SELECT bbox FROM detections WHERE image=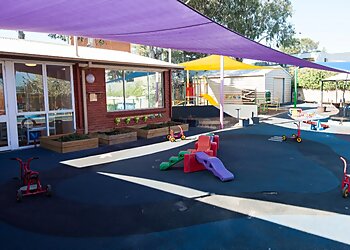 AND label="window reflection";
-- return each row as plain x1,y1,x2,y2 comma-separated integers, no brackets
105,70,164,111
48,112,74,135
17,115,47,146
47,65,72,110
15,63,44,112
